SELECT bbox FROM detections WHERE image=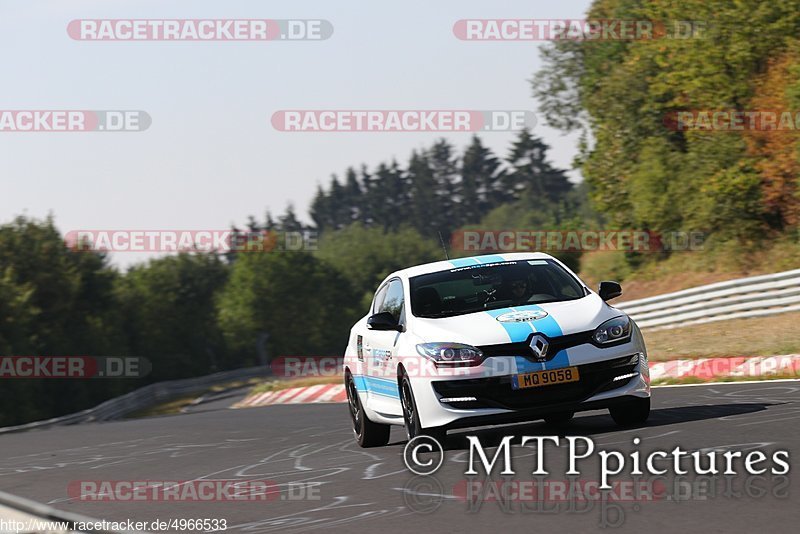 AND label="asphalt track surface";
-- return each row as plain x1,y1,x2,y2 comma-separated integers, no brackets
1,381,799,533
